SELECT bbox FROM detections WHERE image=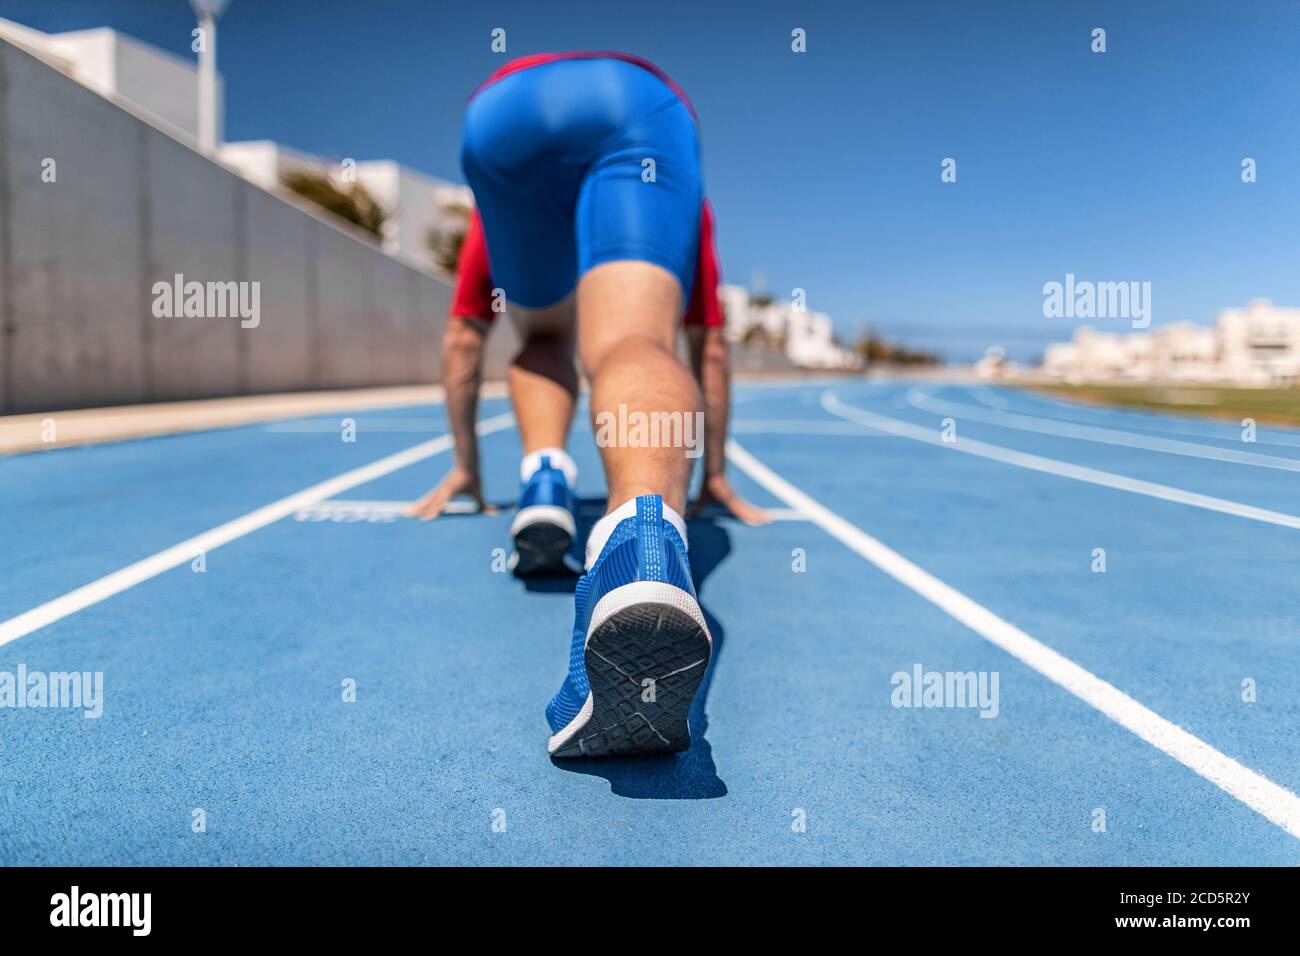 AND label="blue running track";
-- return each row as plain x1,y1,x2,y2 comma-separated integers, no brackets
2,380,1298,865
